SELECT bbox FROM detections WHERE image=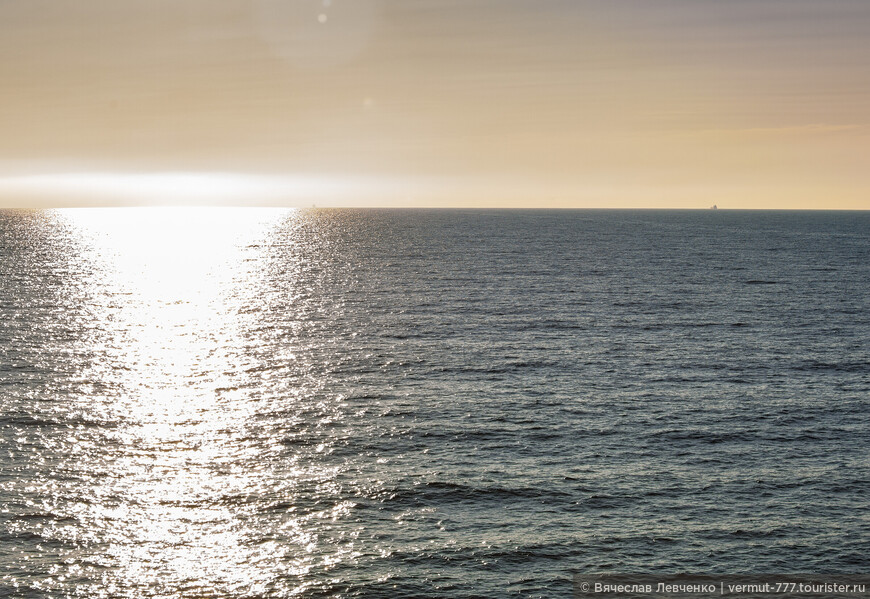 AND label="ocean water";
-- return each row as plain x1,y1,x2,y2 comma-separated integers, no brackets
0,208,868,598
